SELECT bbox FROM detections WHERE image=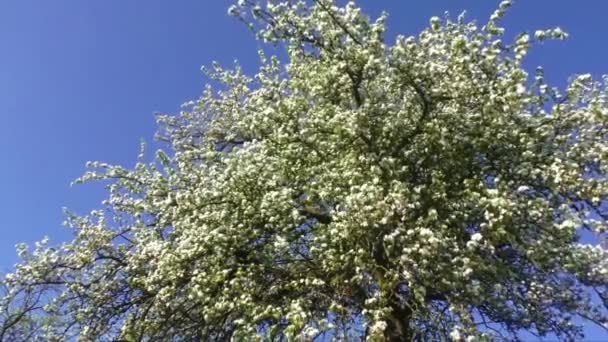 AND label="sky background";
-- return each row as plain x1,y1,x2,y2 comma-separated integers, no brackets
1,0,607,339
